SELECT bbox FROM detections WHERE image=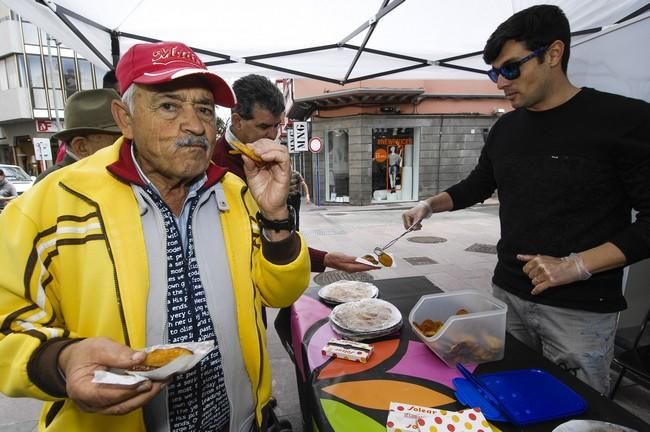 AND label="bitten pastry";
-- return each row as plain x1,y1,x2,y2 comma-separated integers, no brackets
129,347,193,371
361,254,379,265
